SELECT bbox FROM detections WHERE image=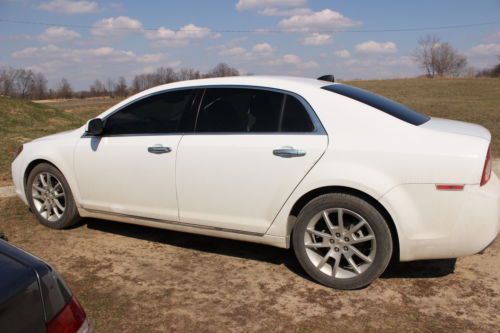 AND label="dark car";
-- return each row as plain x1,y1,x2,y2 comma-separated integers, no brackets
0,236,92,333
